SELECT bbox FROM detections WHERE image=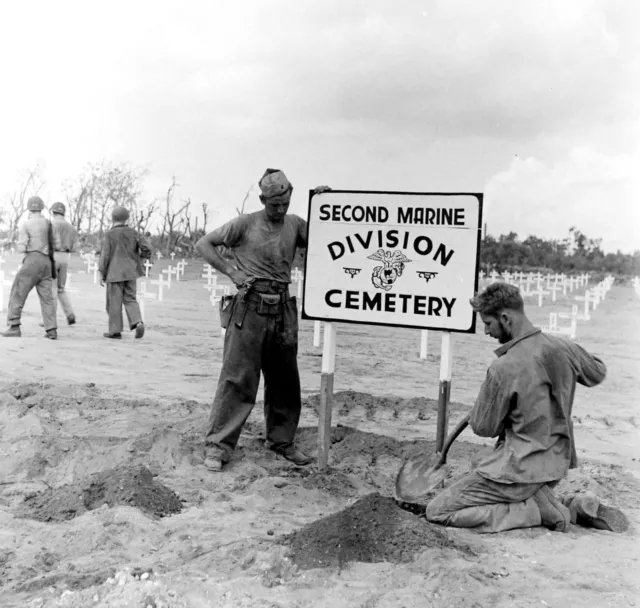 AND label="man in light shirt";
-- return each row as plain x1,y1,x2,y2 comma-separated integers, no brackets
50,202,77,326
1,196,59,339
